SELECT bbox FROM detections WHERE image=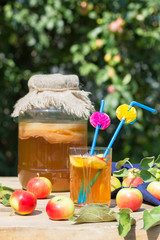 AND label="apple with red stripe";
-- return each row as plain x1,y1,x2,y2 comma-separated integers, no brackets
27,175,52,199
122,168,143,187
46,195,75,220
10,190,37,215
116,188,143,211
